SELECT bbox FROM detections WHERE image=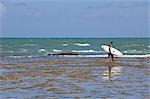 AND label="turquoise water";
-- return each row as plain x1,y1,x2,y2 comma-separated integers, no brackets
0,38,150,57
